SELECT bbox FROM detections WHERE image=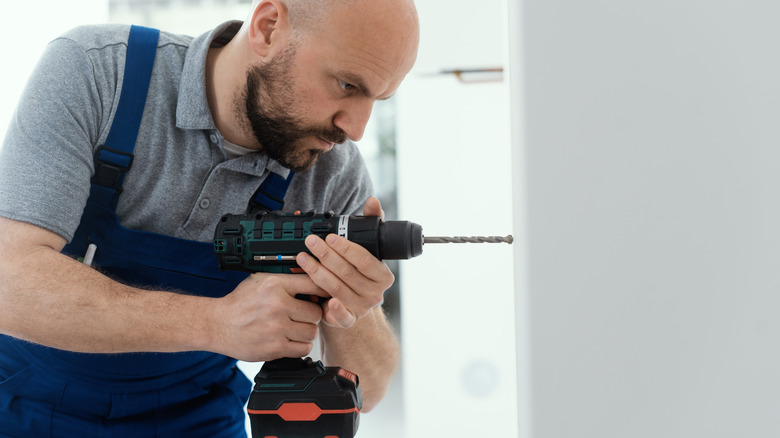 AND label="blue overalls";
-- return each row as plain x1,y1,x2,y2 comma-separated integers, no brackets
0,25,293,437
